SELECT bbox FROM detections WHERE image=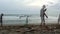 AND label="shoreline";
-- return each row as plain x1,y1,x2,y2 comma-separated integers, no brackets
2,22,59,26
